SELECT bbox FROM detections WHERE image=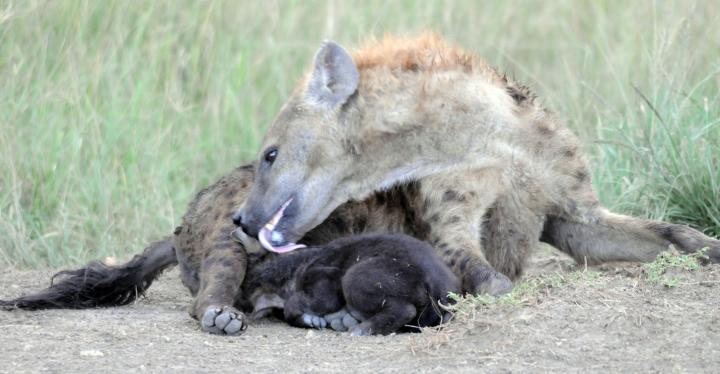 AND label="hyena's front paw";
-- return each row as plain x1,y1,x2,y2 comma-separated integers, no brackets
201,306,247,335
466,265,513,296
